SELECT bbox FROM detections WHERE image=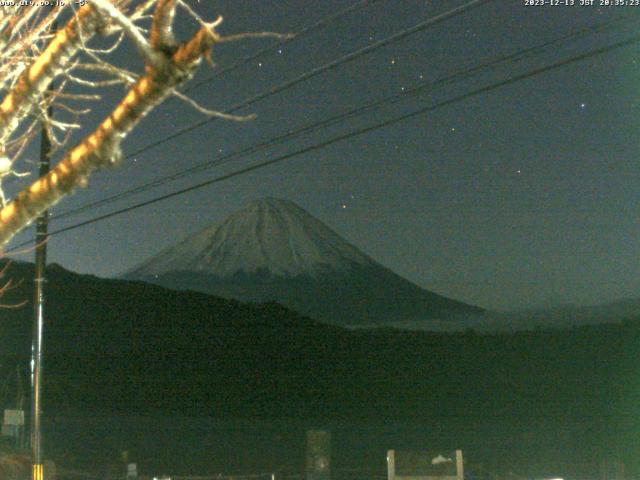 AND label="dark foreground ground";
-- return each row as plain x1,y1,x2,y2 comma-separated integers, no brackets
19,411,631,479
